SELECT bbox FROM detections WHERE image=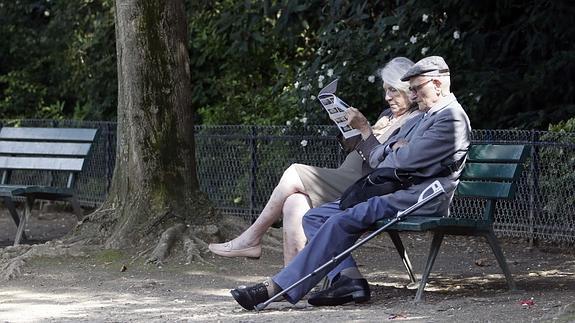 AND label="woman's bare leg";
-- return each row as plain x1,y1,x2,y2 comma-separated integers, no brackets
209,164,308,257
281,193,311,265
